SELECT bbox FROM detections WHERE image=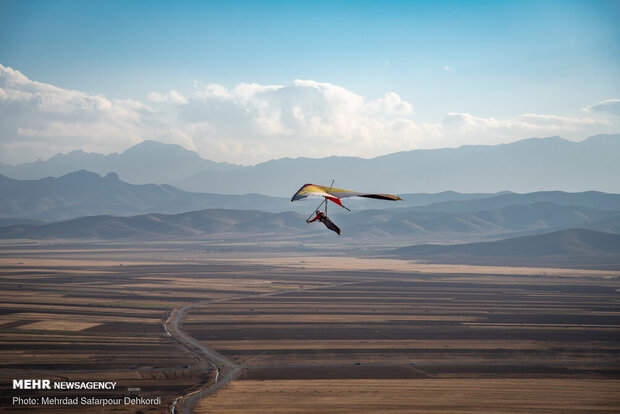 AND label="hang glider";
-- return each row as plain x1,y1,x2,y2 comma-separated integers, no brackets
291,183,402,211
